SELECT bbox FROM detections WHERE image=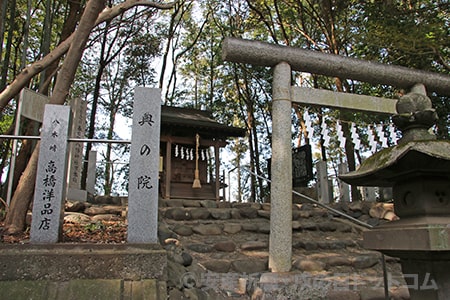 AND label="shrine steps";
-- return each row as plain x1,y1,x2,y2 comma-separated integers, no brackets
158,199,410,299
168,182,218,200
